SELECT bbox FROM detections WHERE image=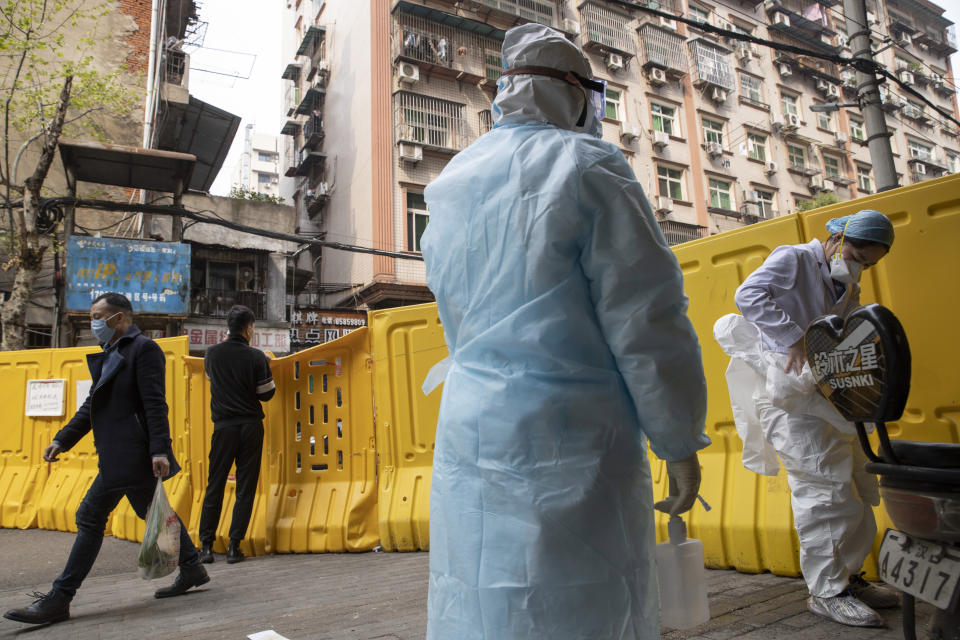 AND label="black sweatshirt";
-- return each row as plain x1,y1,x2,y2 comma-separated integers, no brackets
205,334,276,429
